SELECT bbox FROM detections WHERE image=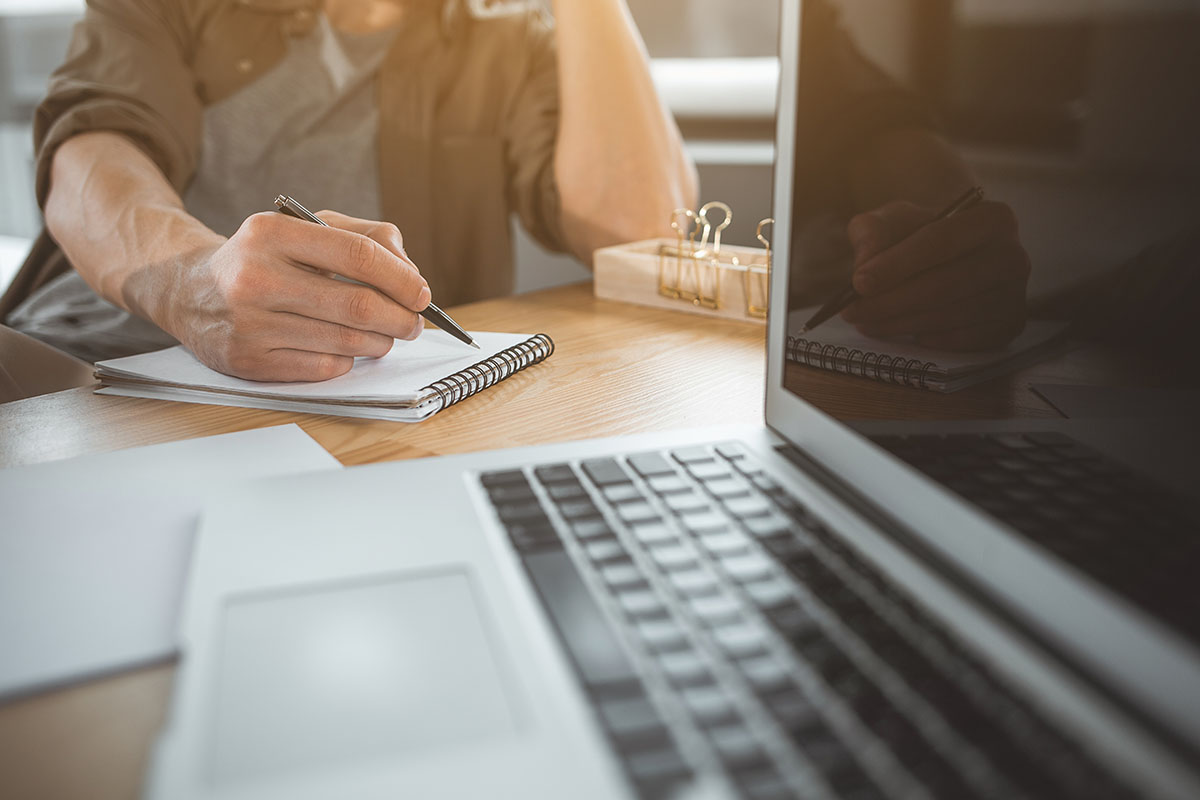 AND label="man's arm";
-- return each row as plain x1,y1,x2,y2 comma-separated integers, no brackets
549,0,698,264
45,132,429,380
